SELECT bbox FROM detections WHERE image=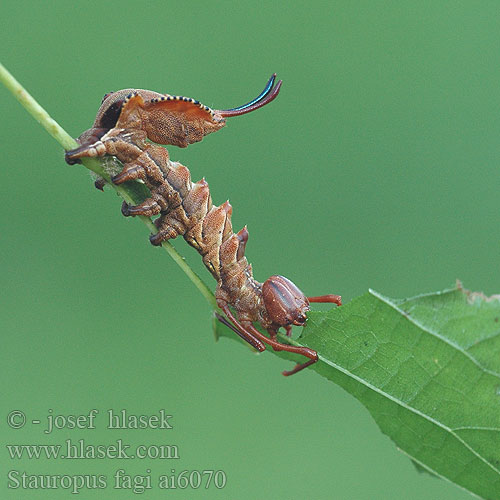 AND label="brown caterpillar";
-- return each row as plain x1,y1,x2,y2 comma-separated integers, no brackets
65,75,341,375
